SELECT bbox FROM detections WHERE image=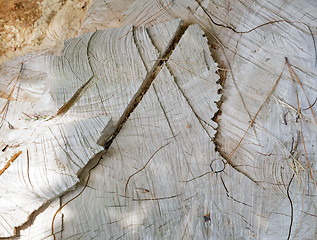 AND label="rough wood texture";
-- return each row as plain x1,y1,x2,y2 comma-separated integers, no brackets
0,0,316,239
59,21,223,239
18,199,62,240
0,110,110,236
123,1,317,239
